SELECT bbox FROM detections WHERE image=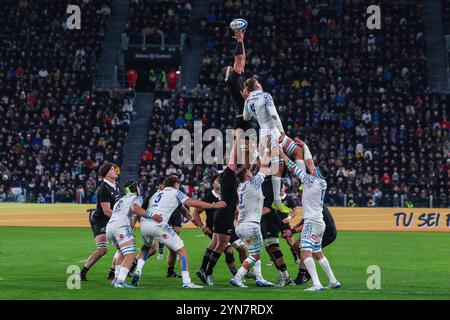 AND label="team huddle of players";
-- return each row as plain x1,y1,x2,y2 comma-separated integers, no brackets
77,29,340,291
